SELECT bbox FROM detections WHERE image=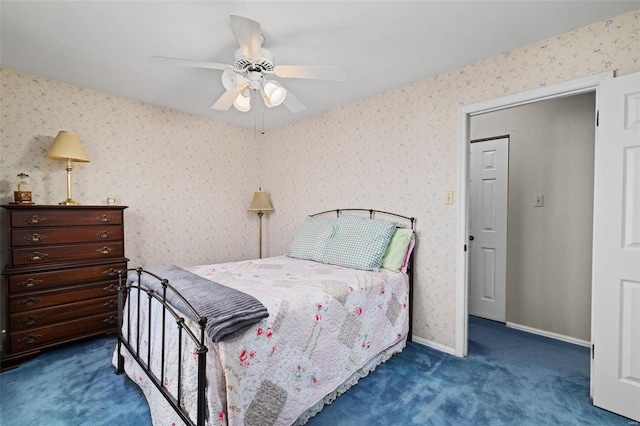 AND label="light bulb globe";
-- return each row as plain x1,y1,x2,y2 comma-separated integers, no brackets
233,92,251,112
